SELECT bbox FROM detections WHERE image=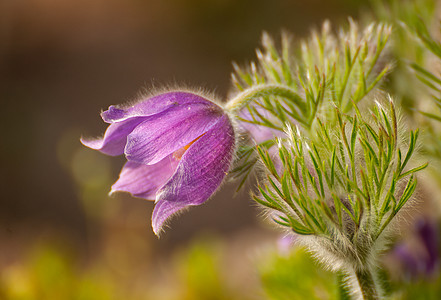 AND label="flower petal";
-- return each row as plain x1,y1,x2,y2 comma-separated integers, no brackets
110,155,179,199
152,114,235,235
151,200,190,234
101,92,218,123
124,102,223,165
81,117,145,156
